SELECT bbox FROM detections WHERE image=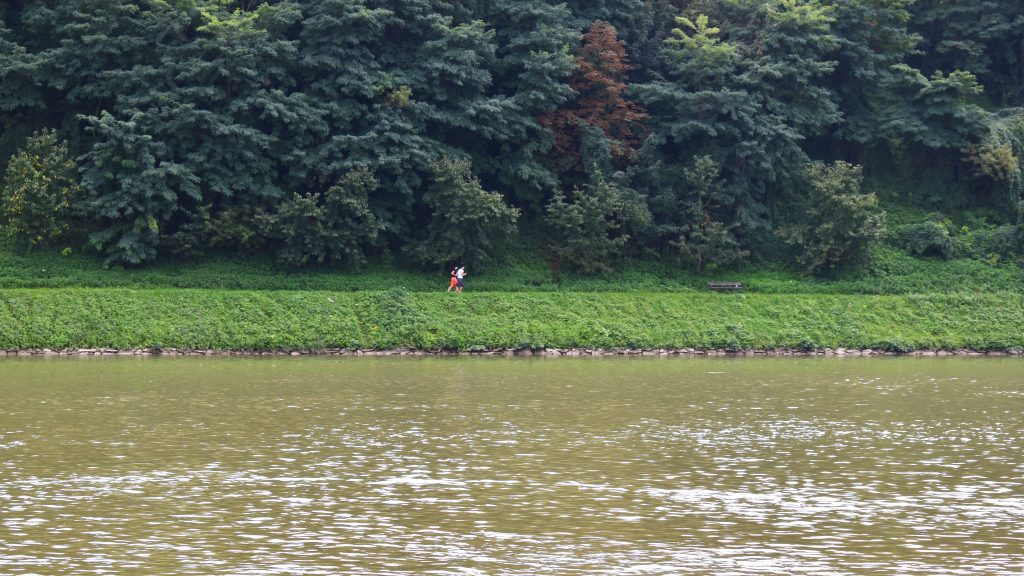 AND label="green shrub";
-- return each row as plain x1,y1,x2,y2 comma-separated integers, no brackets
778,161,886,276
405,157,519,270
262,168,384,269
545,173,643,275
954,224,1020,260
0,129,79,253
892,219,954,258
